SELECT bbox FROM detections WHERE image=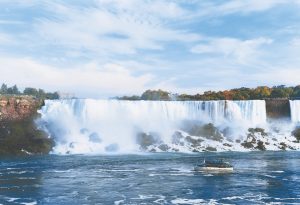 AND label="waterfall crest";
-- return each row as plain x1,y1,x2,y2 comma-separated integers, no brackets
290,100,300,123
